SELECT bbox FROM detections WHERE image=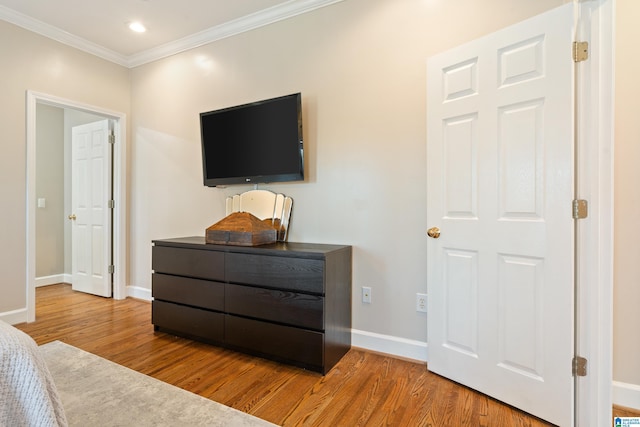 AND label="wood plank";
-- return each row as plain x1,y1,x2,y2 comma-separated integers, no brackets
16,284,559,426
614,405,640,418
